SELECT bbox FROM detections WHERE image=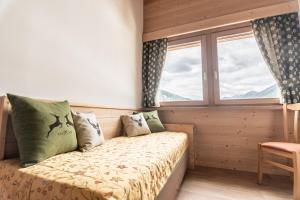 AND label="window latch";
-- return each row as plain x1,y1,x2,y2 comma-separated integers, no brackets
203,72,207,81
214,70,218,80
